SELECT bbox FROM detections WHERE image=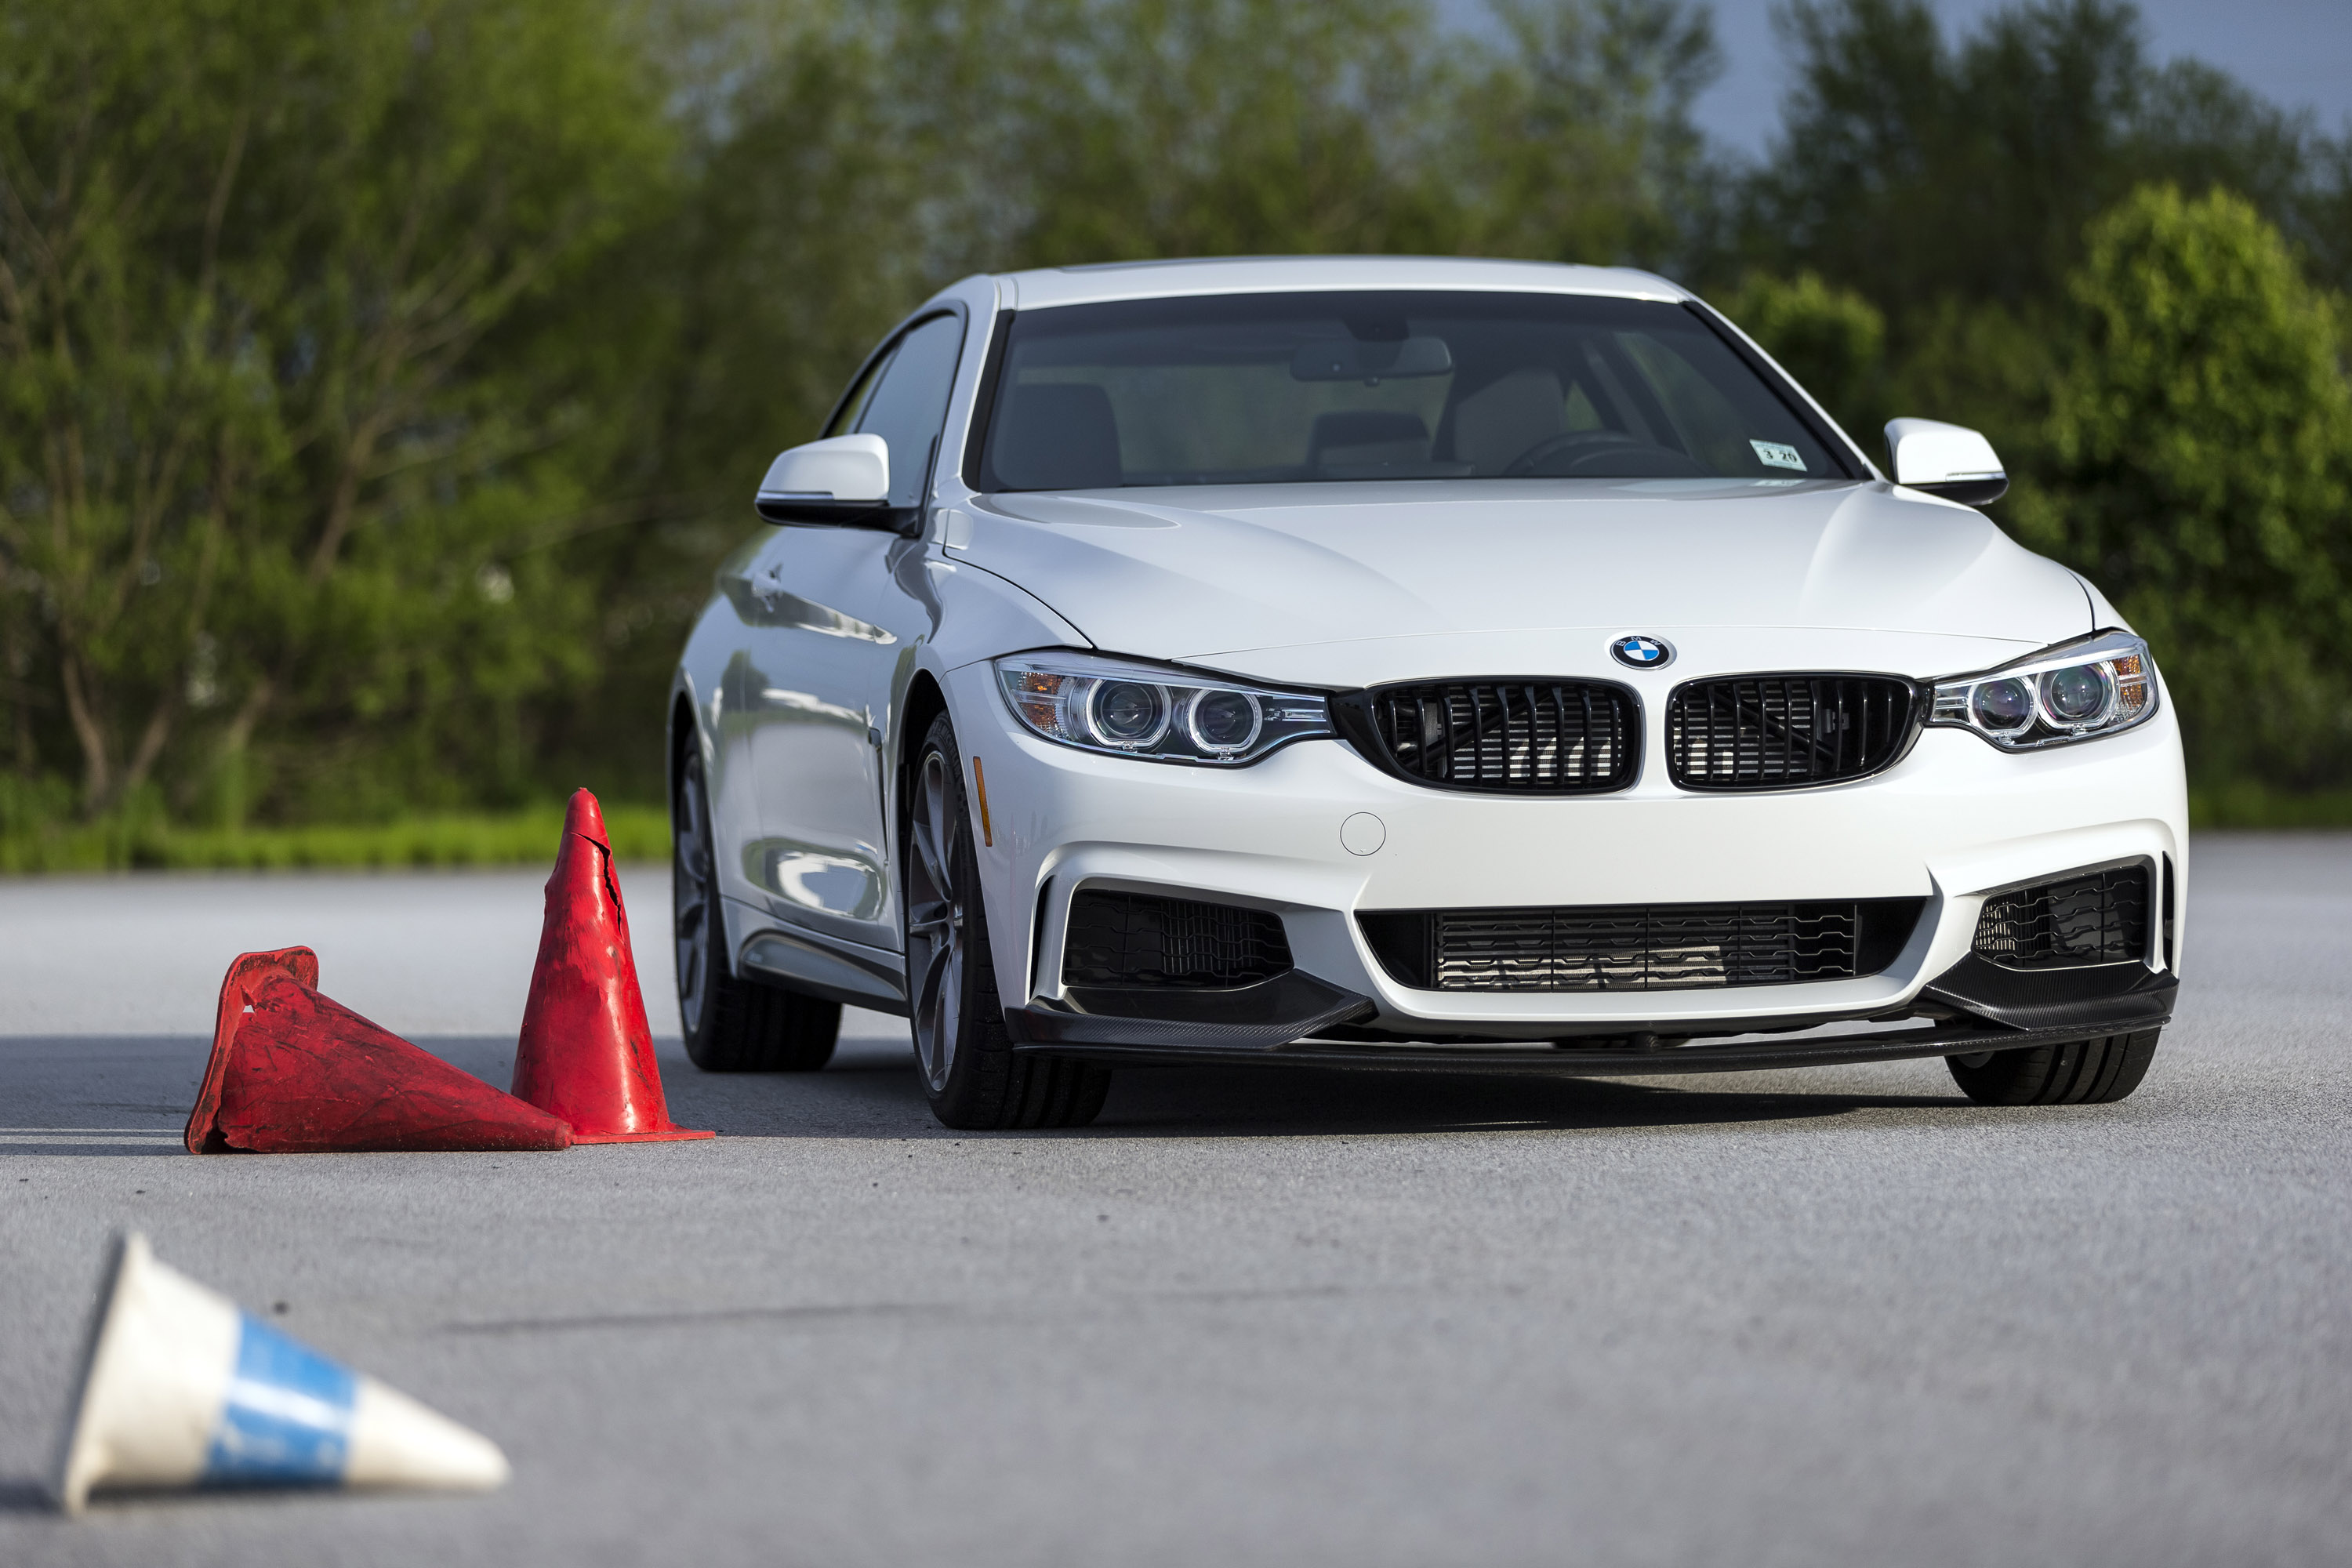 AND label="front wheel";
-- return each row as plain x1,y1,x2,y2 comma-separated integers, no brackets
905,713,1109,1130
673,749,840,1071
1946,1029,2161,1105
